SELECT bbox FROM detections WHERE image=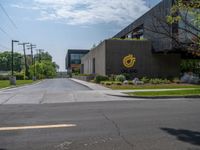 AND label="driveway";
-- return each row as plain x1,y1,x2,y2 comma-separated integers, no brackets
0,79,131,104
